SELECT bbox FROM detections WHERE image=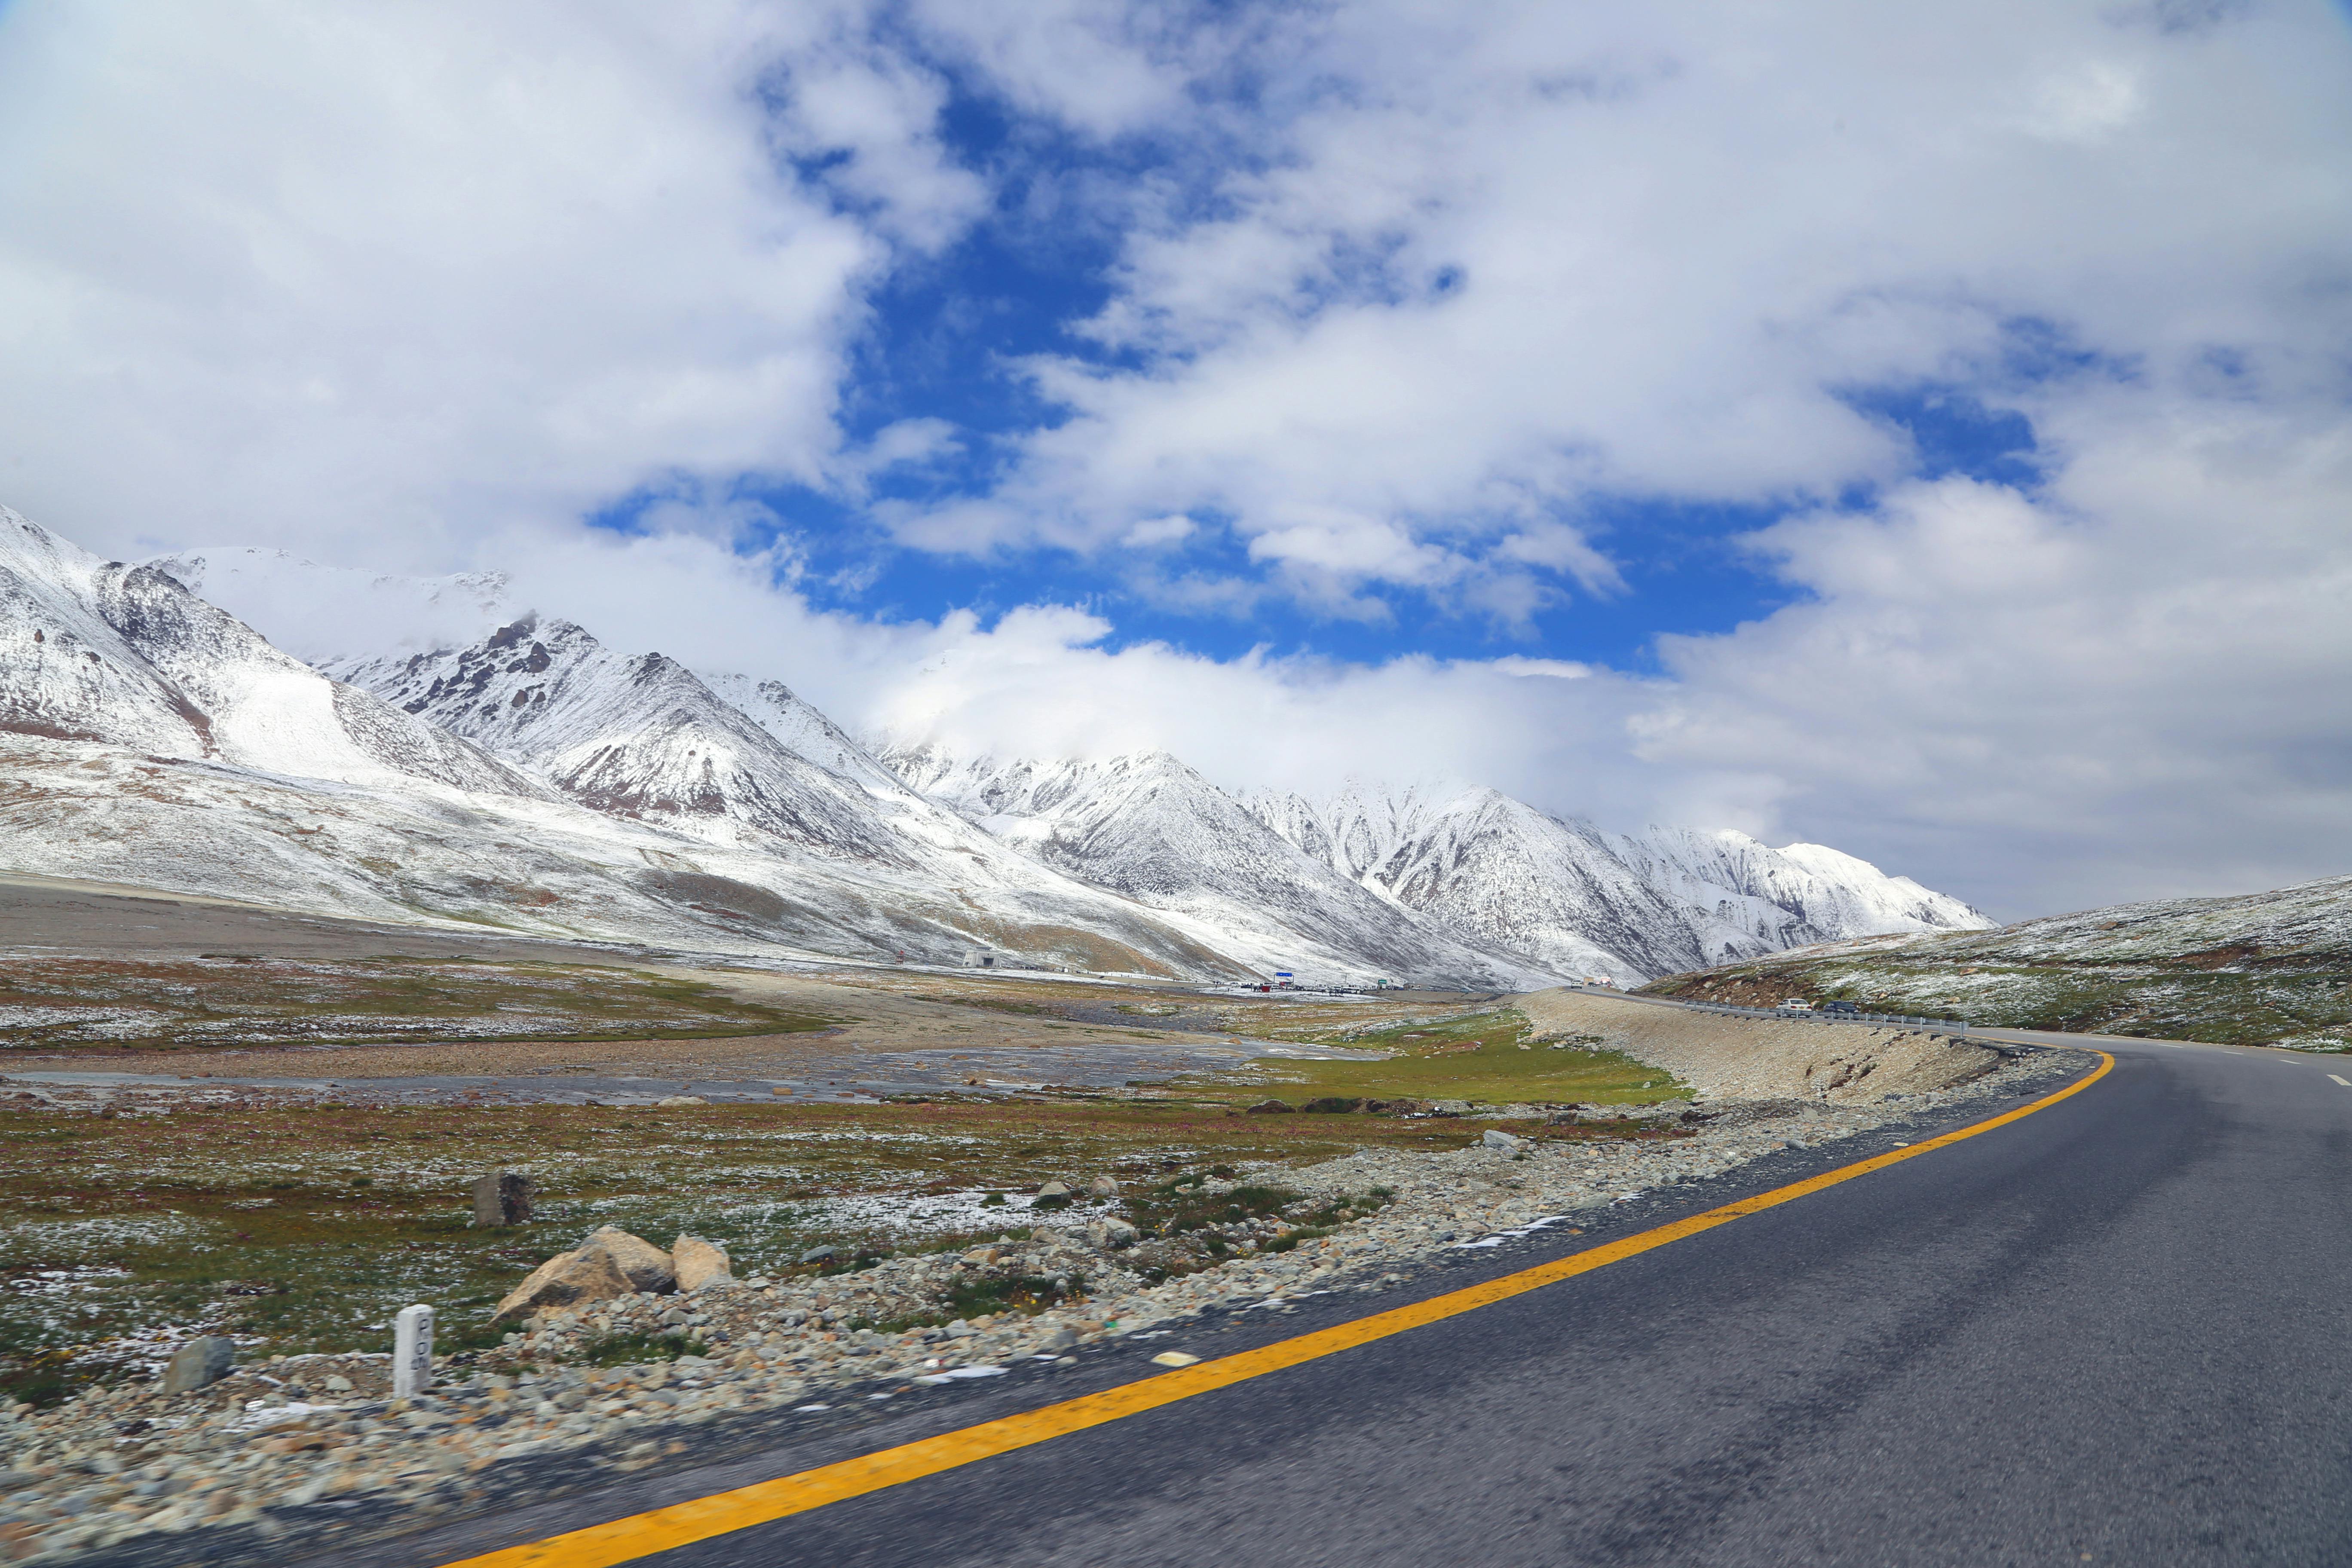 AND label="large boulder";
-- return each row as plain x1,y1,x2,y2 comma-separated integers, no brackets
583,1226,676,1292
491,1243,632,1325
671,1234,732,1292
